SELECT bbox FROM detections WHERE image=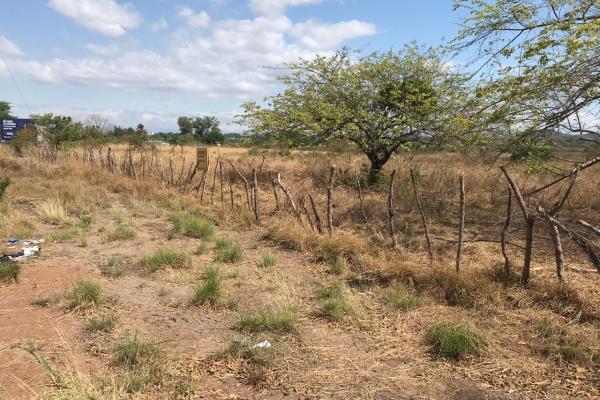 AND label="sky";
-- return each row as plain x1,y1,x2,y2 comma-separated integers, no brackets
0,0,467,133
